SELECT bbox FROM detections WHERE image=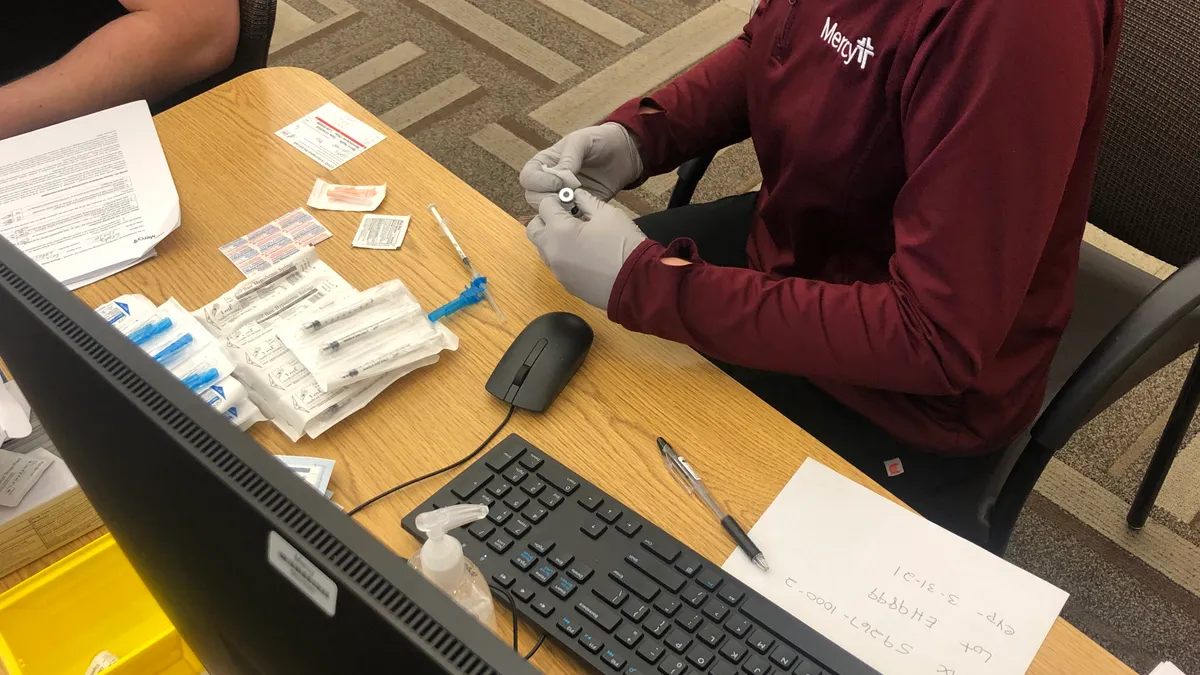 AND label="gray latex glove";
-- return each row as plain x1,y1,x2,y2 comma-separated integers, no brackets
527,189,648,309
520,123,643,209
